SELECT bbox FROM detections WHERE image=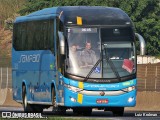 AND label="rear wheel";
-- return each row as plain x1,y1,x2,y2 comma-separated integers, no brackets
22,86,43,113
22,86,33,112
